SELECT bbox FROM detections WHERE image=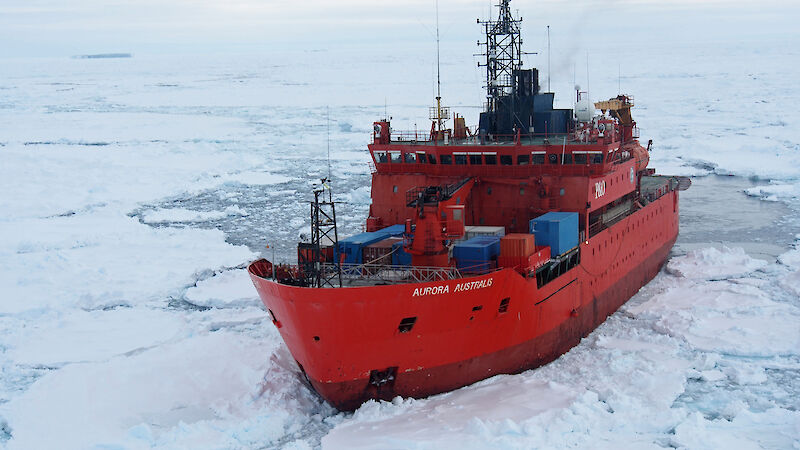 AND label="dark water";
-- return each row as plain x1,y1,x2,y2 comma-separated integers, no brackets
134,172,796,266
674,175,796,261
131,169,372,264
